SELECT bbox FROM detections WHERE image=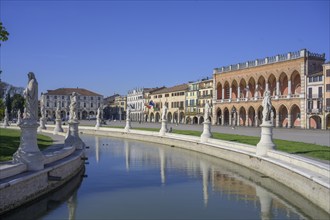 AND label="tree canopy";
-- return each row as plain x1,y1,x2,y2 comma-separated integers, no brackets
0,22,9,44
